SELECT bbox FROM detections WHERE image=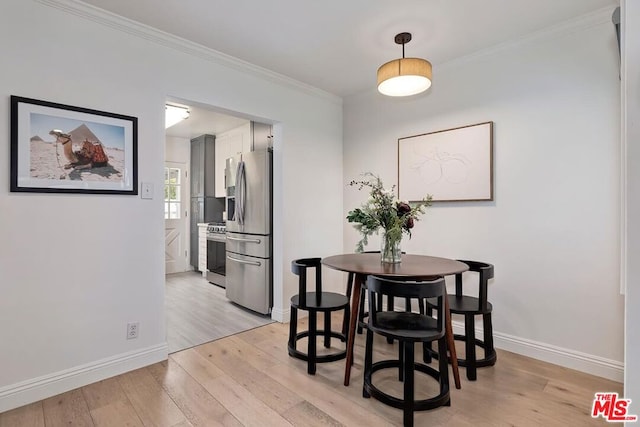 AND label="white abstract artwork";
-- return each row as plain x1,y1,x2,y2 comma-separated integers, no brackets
398,122,493,202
